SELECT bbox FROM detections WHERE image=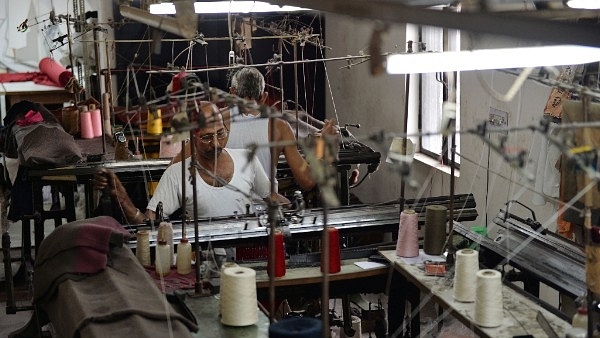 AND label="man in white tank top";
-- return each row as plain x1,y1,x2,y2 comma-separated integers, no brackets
172,67,340,192
94,103,289,224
